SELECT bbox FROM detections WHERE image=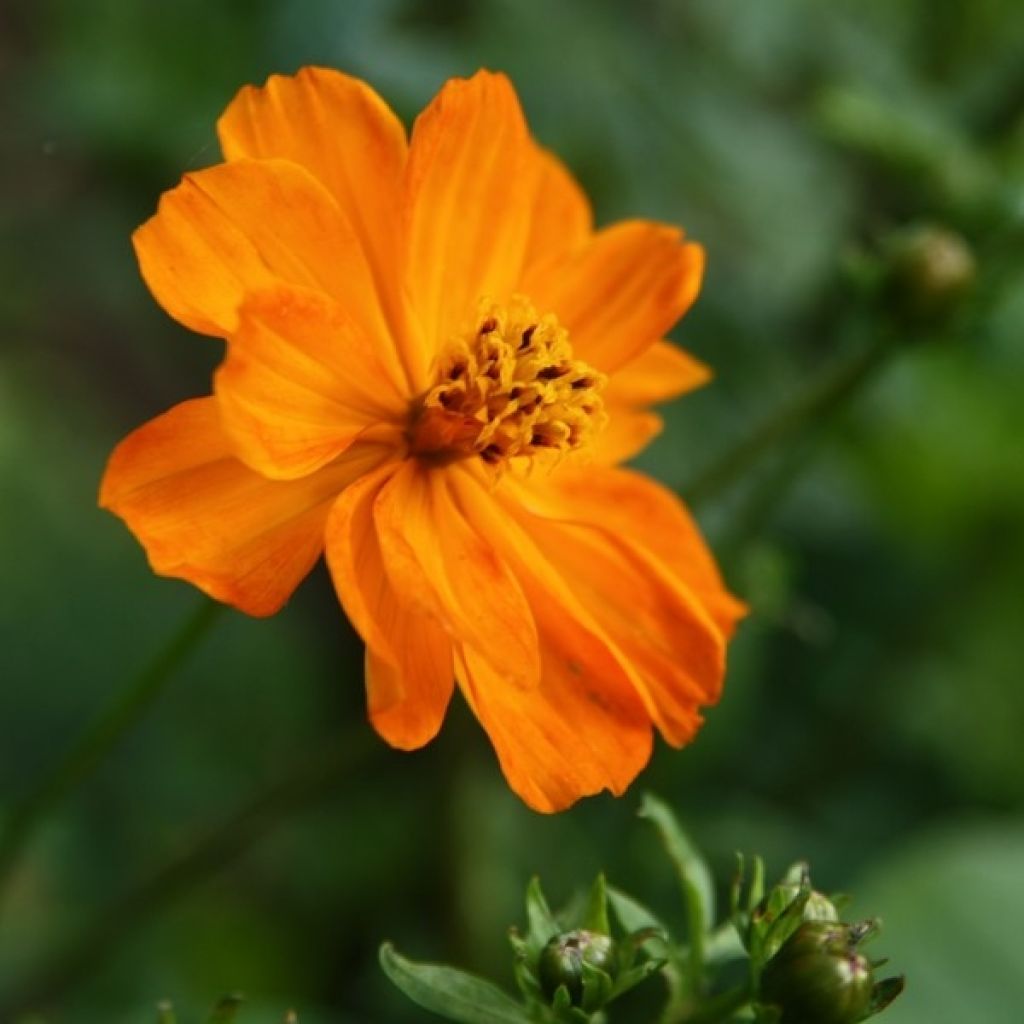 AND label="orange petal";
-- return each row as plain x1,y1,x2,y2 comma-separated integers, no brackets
214,284,406,480
403,71,535,381
595,342,711,464
216,68,410,370
528,221,705,373
133,158,396,366
99,397,392,616
365,623,453,751
517,464,746,638
504,469,732,746
324,465,454,749
456,642,652,813
372,462,541,690
594,409,664,465
605,339,711,407
521,146,593,279
450,469,652,811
